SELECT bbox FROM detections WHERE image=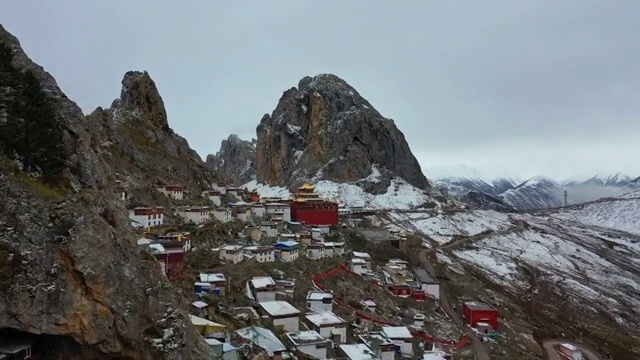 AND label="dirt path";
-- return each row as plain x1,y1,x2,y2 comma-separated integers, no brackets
542,339,602,360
